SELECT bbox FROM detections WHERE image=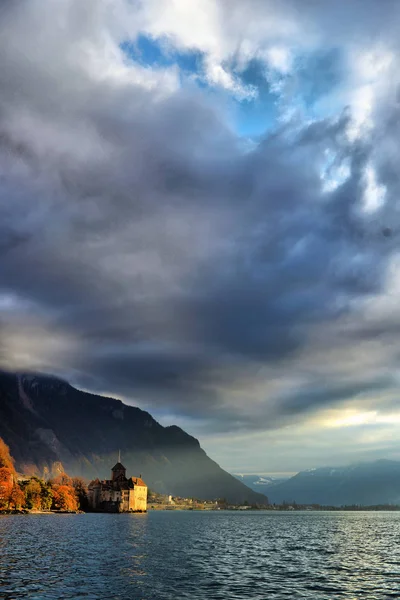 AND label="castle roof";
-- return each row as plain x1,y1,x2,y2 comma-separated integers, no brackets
88,478,101,488
131,477,146,487
111,462,126,471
